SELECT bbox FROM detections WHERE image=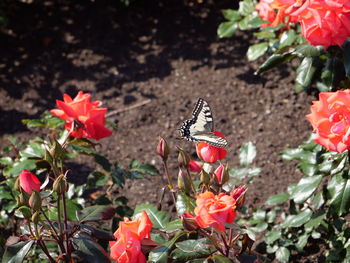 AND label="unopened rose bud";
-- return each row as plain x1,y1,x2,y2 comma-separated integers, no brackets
213,164,229,185
18,206,32,220
18,191,30,206
231,185,247,209
177,169,191,193
199,169,210,185
29,191,42,211
181,213,199,231
177,148,191,168
189,160,202,173
156,137,170,161
31,211,40,224
53,174,67,194
14,177,21,191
